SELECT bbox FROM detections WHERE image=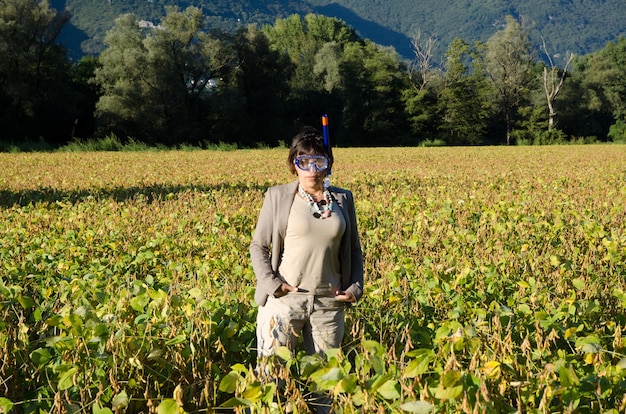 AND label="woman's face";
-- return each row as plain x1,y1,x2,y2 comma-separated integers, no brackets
294,154,328,192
